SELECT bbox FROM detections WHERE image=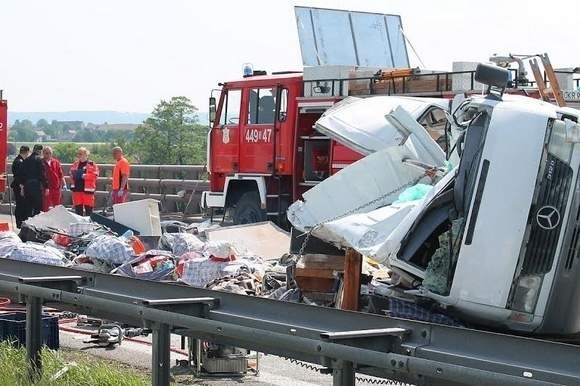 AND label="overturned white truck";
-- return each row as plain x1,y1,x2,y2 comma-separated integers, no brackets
288,64,580,336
